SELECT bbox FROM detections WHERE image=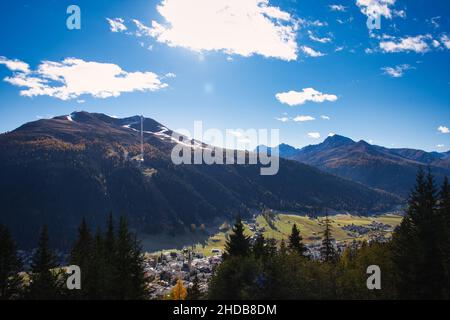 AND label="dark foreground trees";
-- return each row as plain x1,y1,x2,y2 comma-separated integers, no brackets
68,214,149,300
0,224,22,299
392,168,450,299
0,214,148,300
209,169,450,300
